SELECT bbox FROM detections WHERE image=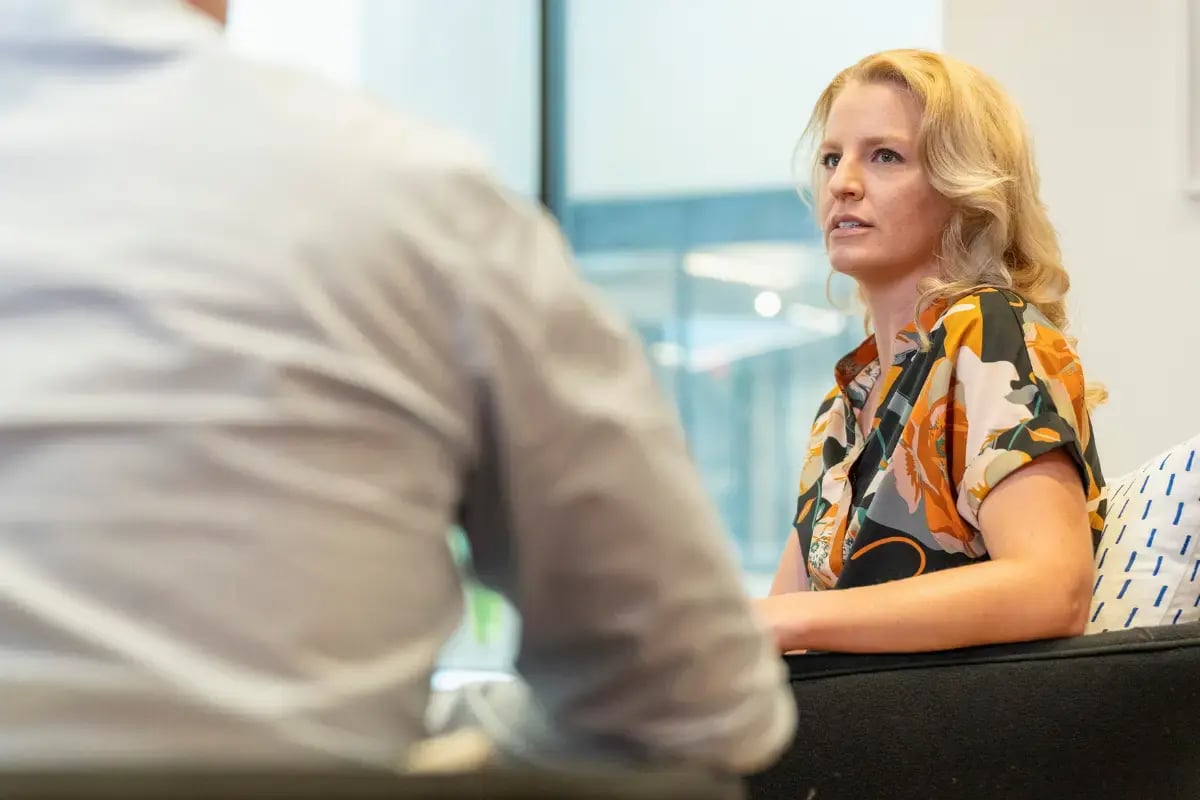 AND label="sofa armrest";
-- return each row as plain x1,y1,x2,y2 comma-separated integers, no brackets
749,623,1200,800
786,620,1200,681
